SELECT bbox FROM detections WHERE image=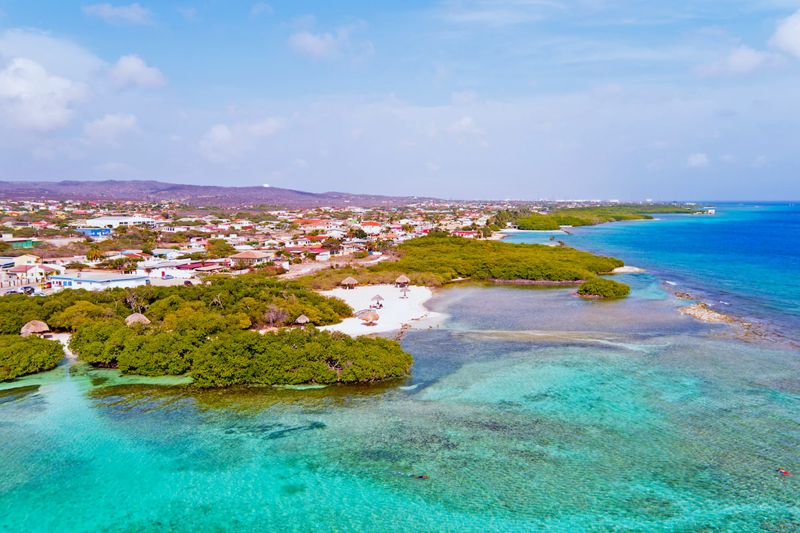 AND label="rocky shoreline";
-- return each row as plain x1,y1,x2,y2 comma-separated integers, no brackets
672,292,790,345
679,302,739,325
